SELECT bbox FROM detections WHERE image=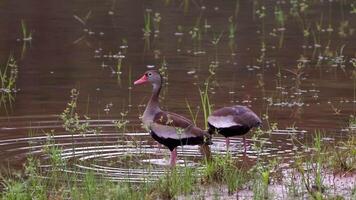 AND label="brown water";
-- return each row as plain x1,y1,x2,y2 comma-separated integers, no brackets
0,0,355,182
